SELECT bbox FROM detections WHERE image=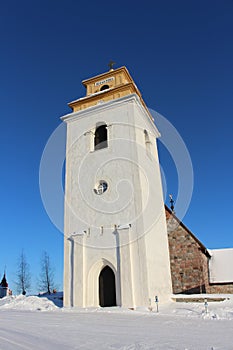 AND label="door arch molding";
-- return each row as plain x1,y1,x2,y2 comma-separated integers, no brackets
87,259,118,307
